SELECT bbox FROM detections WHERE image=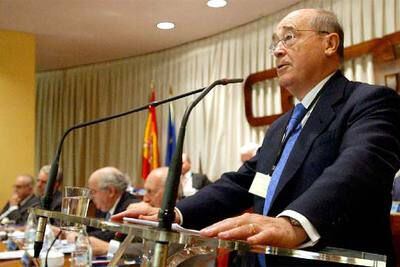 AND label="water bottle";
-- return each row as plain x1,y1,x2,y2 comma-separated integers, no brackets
24,212,37,250
21,213,37,266
71,226,92,267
